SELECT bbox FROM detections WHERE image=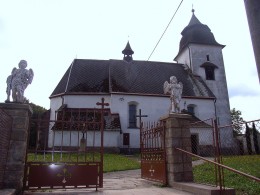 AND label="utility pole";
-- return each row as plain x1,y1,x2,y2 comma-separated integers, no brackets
244,0,260,83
